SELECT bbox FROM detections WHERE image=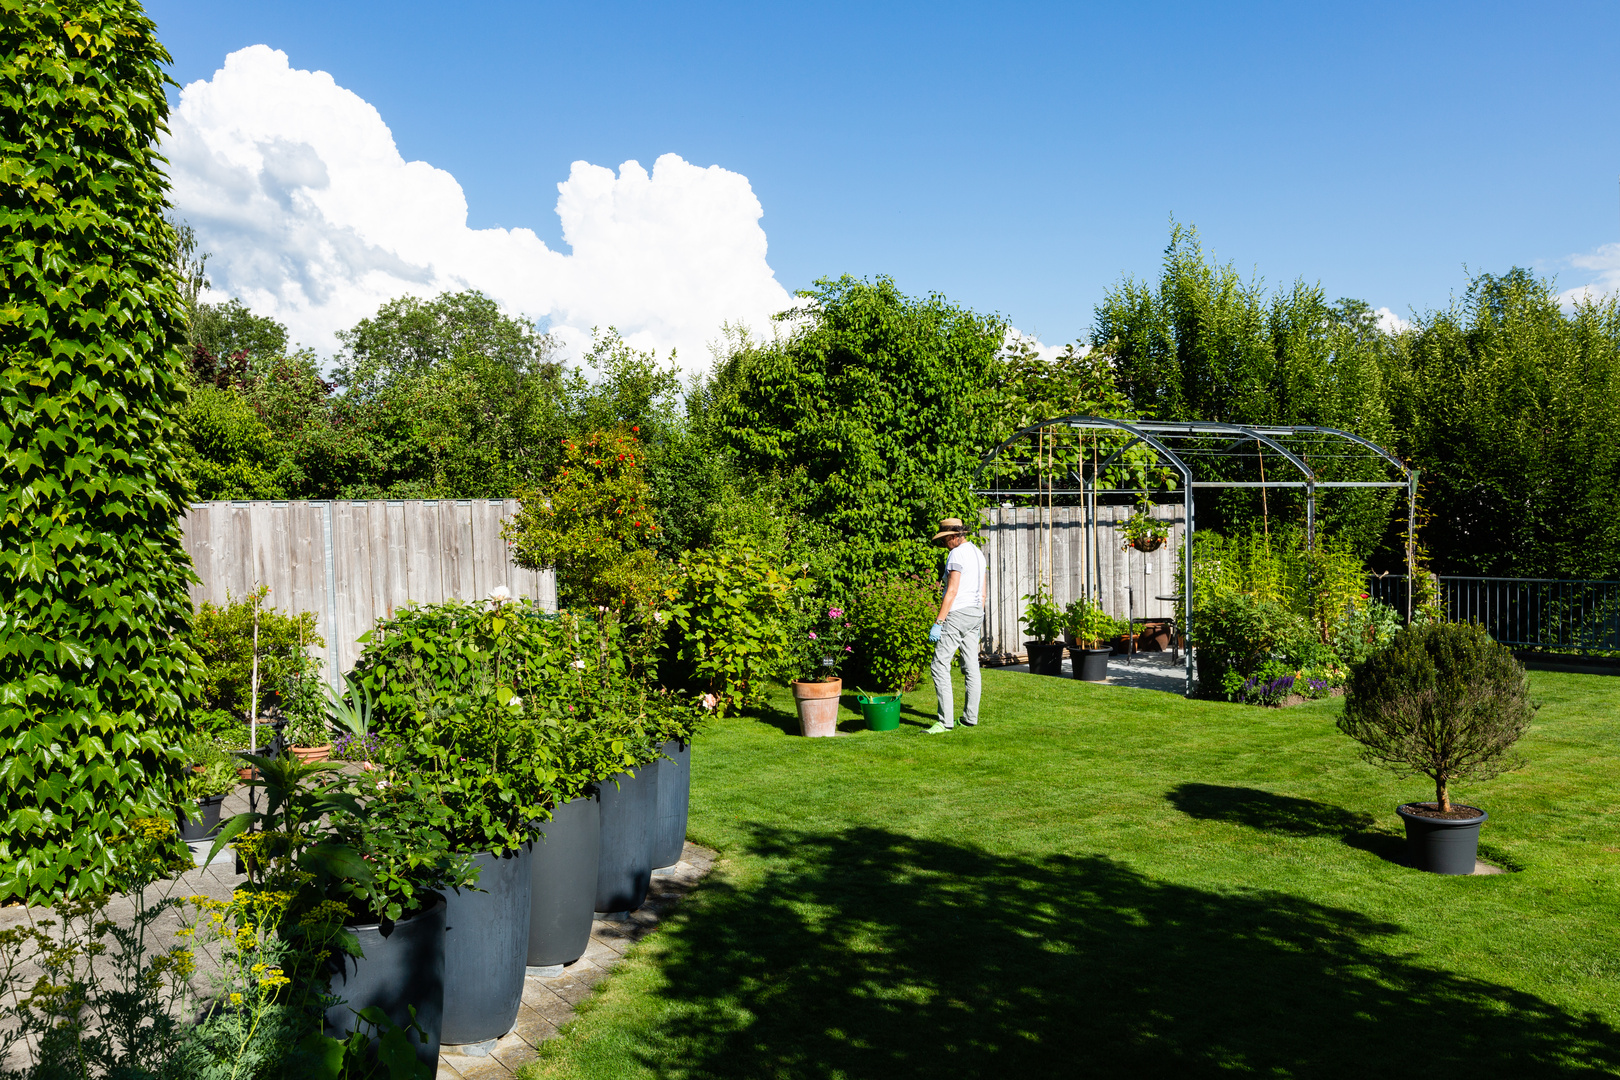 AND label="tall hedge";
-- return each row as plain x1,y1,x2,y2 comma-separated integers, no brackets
0,0,197,900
